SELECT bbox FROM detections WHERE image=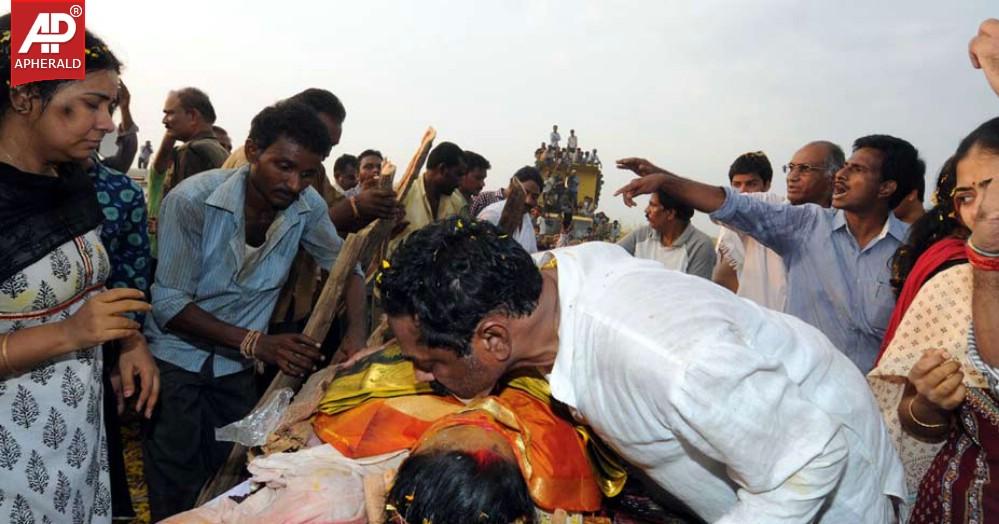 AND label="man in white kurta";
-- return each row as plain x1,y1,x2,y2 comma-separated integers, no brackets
542,243,904,522
714,191,789,310
382,217,905,523
477,198,538,253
